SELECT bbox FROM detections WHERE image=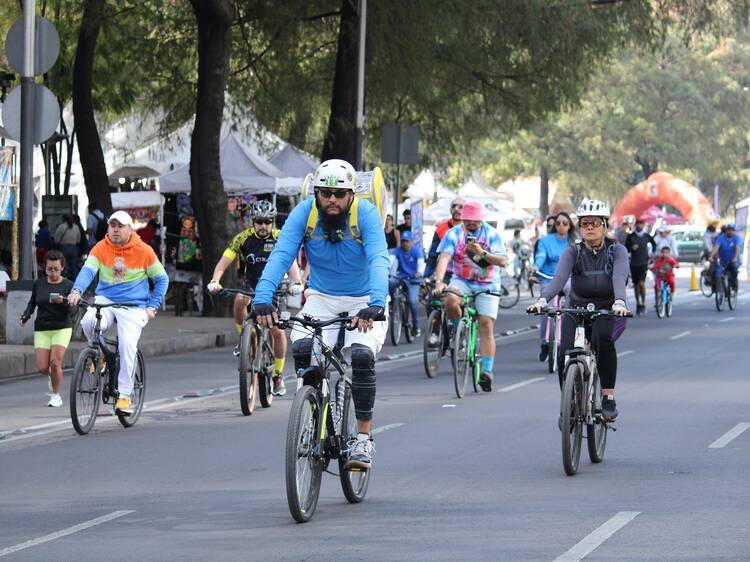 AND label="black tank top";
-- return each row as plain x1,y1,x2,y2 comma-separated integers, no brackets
385,228,397,249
